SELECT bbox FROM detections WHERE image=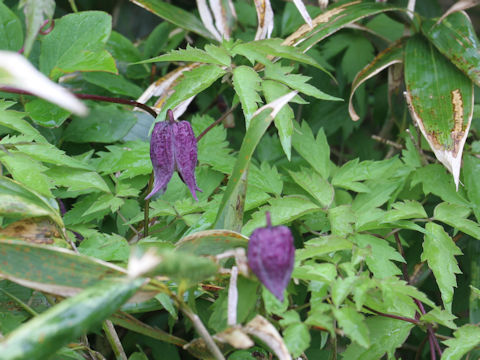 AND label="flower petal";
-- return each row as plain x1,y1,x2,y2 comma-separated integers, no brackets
145,121,175,200
173,120,201,200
